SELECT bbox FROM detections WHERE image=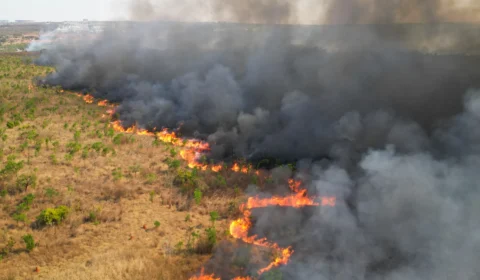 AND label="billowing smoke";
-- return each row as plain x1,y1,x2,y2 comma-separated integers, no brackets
33,0,480,279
